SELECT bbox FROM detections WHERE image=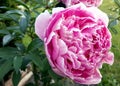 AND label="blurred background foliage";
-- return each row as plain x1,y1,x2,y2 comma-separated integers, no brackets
0,0,120,86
